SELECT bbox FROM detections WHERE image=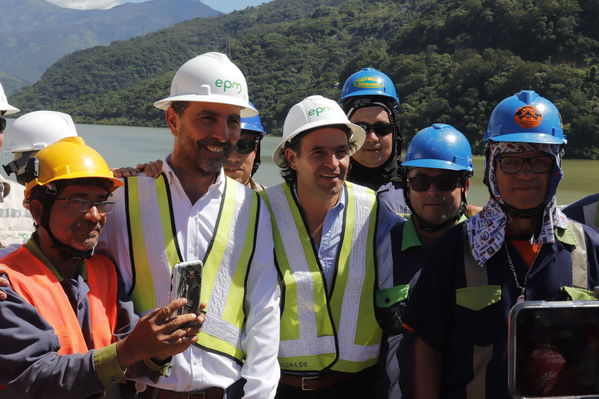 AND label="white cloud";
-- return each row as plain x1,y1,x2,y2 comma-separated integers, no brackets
46,0,123,10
